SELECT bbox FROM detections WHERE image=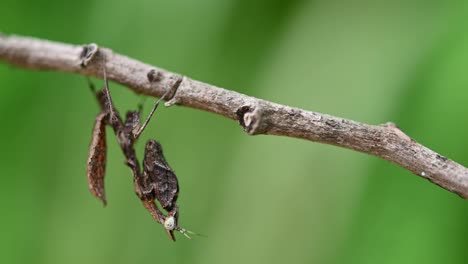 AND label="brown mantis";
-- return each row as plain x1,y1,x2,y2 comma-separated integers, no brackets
86,56,194,241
